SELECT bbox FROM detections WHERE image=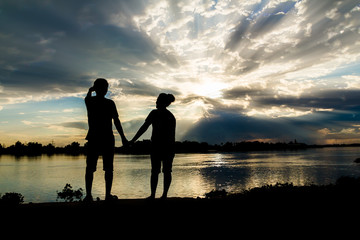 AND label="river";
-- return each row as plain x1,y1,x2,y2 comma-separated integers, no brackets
1,147,360,202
